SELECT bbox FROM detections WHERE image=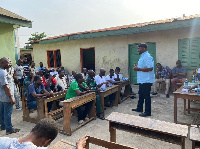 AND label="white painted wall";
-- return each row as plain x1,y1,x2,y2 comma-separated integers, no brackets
33,26,200,78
